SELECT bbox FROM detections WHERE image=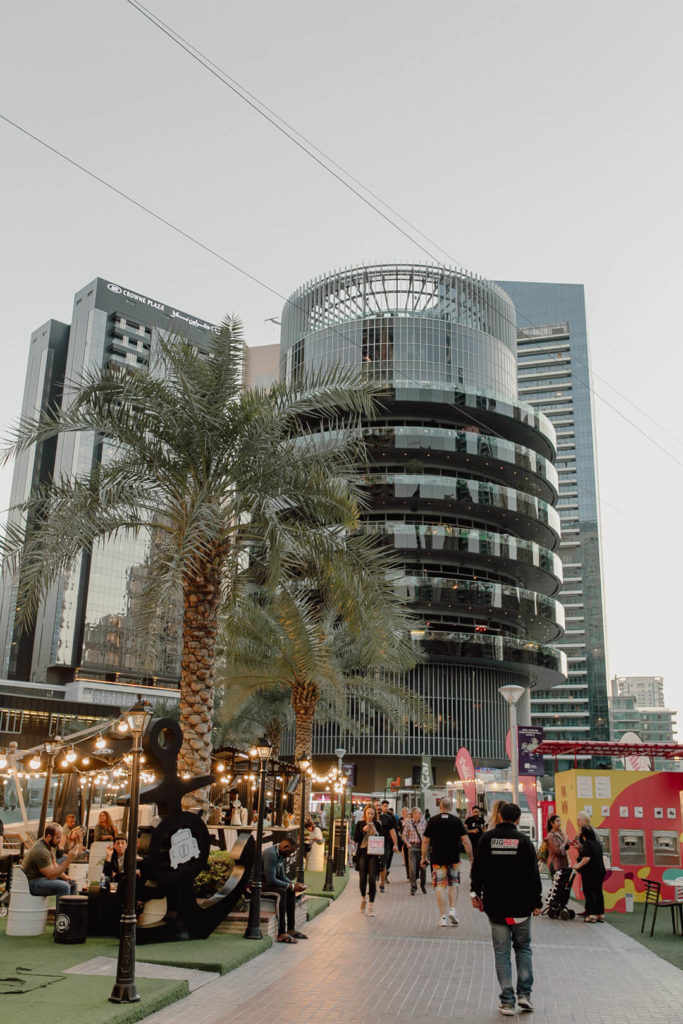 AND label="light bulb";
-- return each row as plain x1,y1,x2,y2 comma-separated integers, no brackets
82,757,90,766
61,759,69,768
65,748,77,763
95,734,106,749
29,755,41,770
217,762,225,773
117,720,129,733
